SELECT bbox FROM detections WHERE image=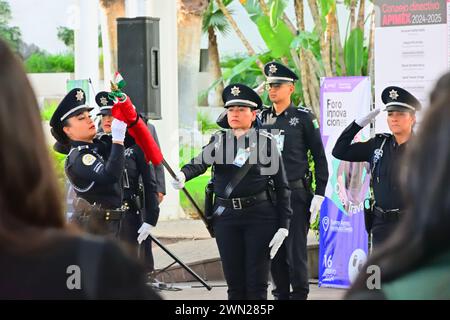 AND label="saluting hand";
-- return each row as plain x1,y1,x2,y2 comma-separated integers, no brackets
355,108,381,127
